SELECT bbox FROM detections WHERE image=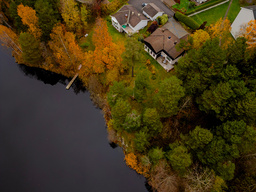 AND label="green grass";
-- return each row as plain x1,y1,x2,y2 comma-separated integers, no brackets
191,0,241,26
173,0,224,13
